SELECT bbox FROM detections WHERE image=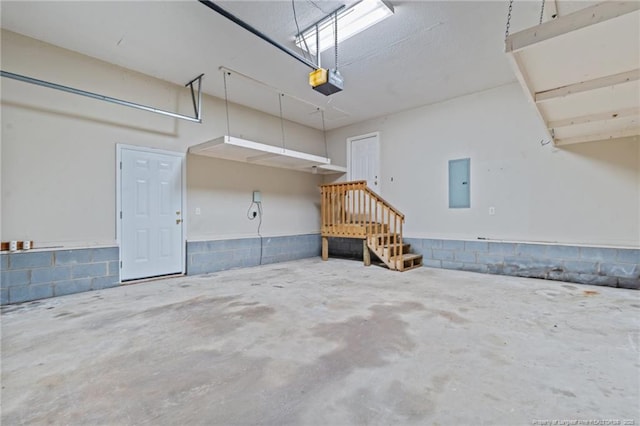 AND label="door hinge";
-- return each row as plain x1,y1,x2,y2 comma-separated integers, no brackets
120,211,122,219
120,161,122,170
120,261,122,268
